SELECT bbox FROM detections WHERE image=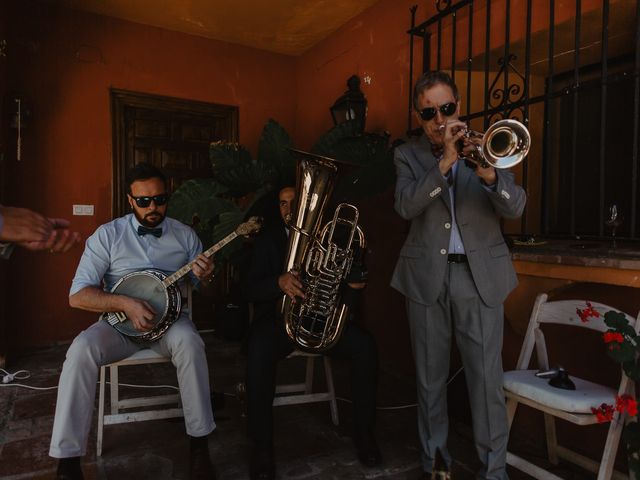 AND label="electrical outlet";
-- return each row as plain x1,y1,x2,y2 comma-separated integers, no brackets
73,205,94,216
